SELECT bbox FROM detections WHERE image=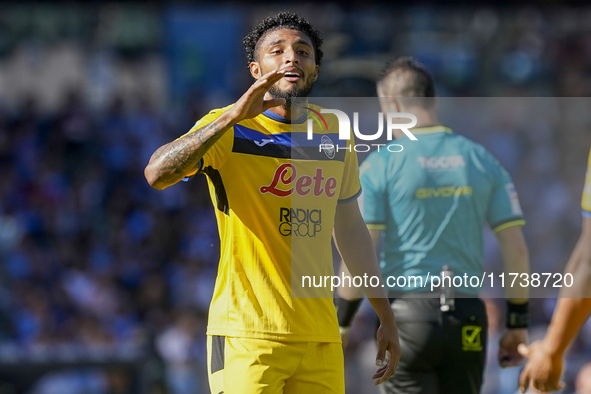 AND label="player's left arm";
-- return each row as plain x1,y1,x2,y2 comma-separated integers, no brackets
334,200,400,385
336,226,382,301
561,215,591,299
336,228,382,348
494,224,530,368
